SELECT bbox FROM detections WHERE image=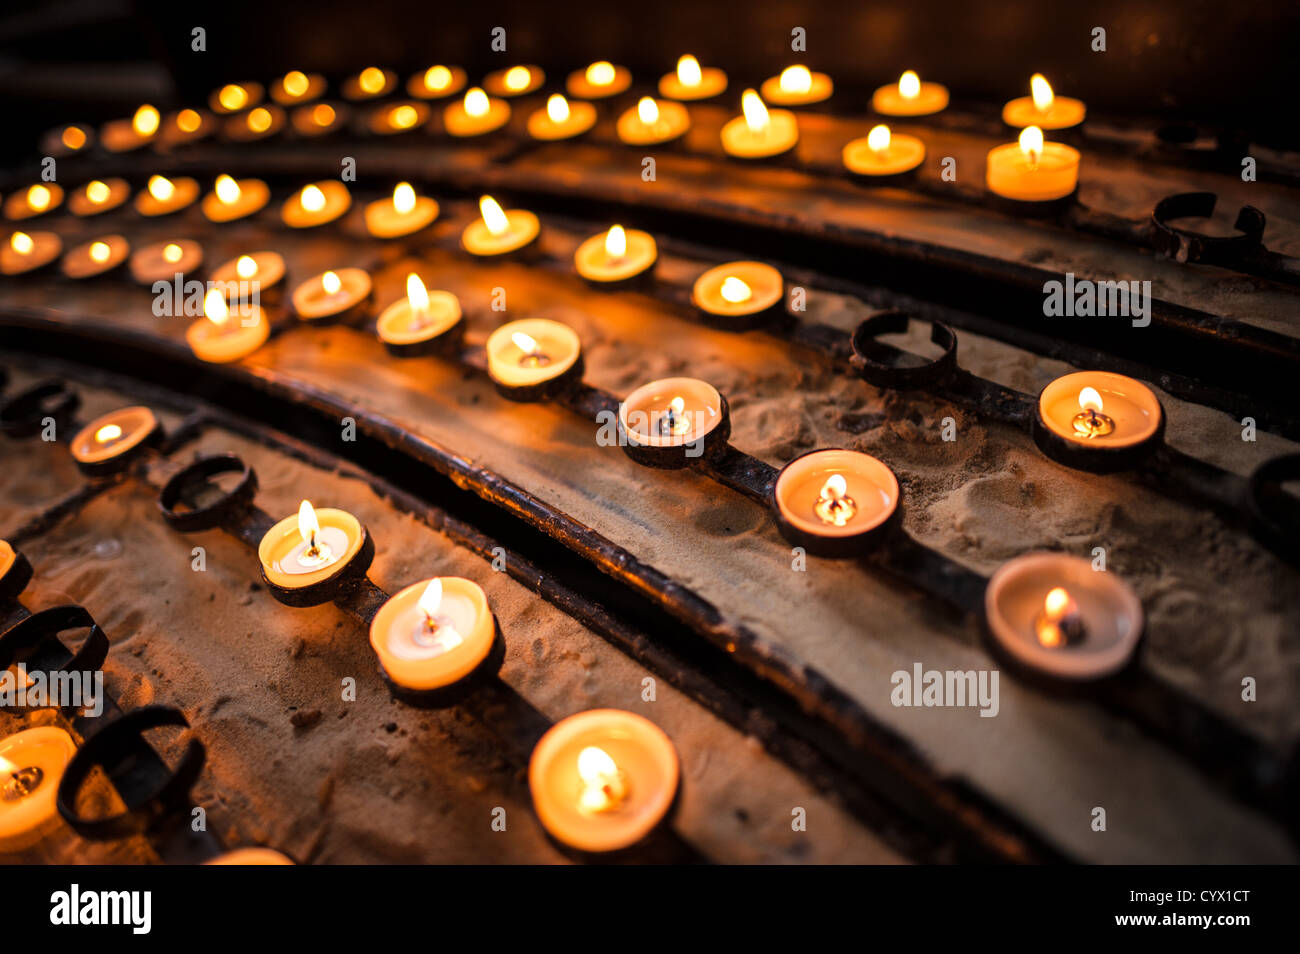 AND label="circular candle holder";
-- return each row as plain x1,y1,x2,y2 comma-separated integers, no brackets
281,180,352,229
157,454,258,533
68,178,131,217
0,539,33,604
368,100,431,136
0,606,111,695
1002,94,1086,131
157,108,216,149
872,75,949,116
1032,371,1164,473
565,63,633,100
342,68,398,101
369,578,506,708
376,288,464,357
134,176,199,217
0,380,80,437
271,71,327,106
222,105,286,143
291,101,350,138
364,190,440,240
529,709,680,855
461,206,540,260
527,97,598,141
258,507,374,607
209,251,286,307
69,405,162,477
0,726,78,851
56,705,205,840
443,92,511,137
1,230,62,276
407,65,467,100
842,130,926,185
128,239,203,286
984,552,1143,683
1150,192,1265,266
659,61,728,101
849,312,958,389
574,227,658,289
772,448,902,558
985,139,1080,217
4,184,64,221
485,318,584,402
201,177,271,223
291,268,373,326
616,99,690,146
100,110,159,154
1245,454,1300,566
61,235,131,280
42,123,94,157
691,261,785,329
209,82,264,114
617,377,731,469
483,65,545,98
759,69,833,106
720,107,799,160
